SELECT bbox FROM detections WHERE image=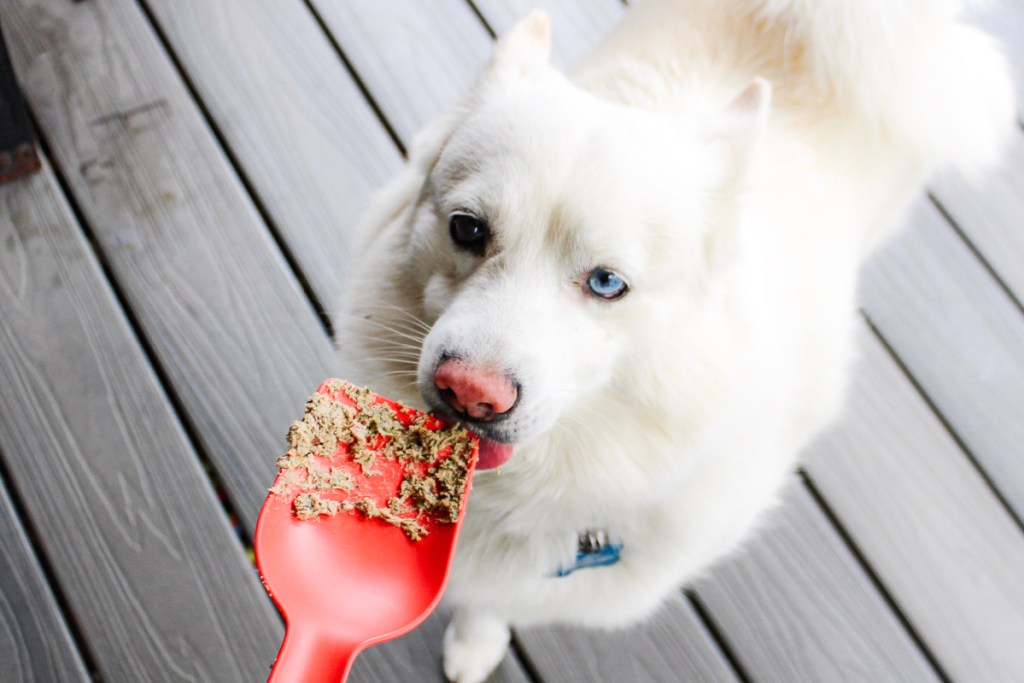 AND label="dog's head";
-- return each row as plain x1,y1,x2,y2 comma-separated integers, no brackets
354,12,770,475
